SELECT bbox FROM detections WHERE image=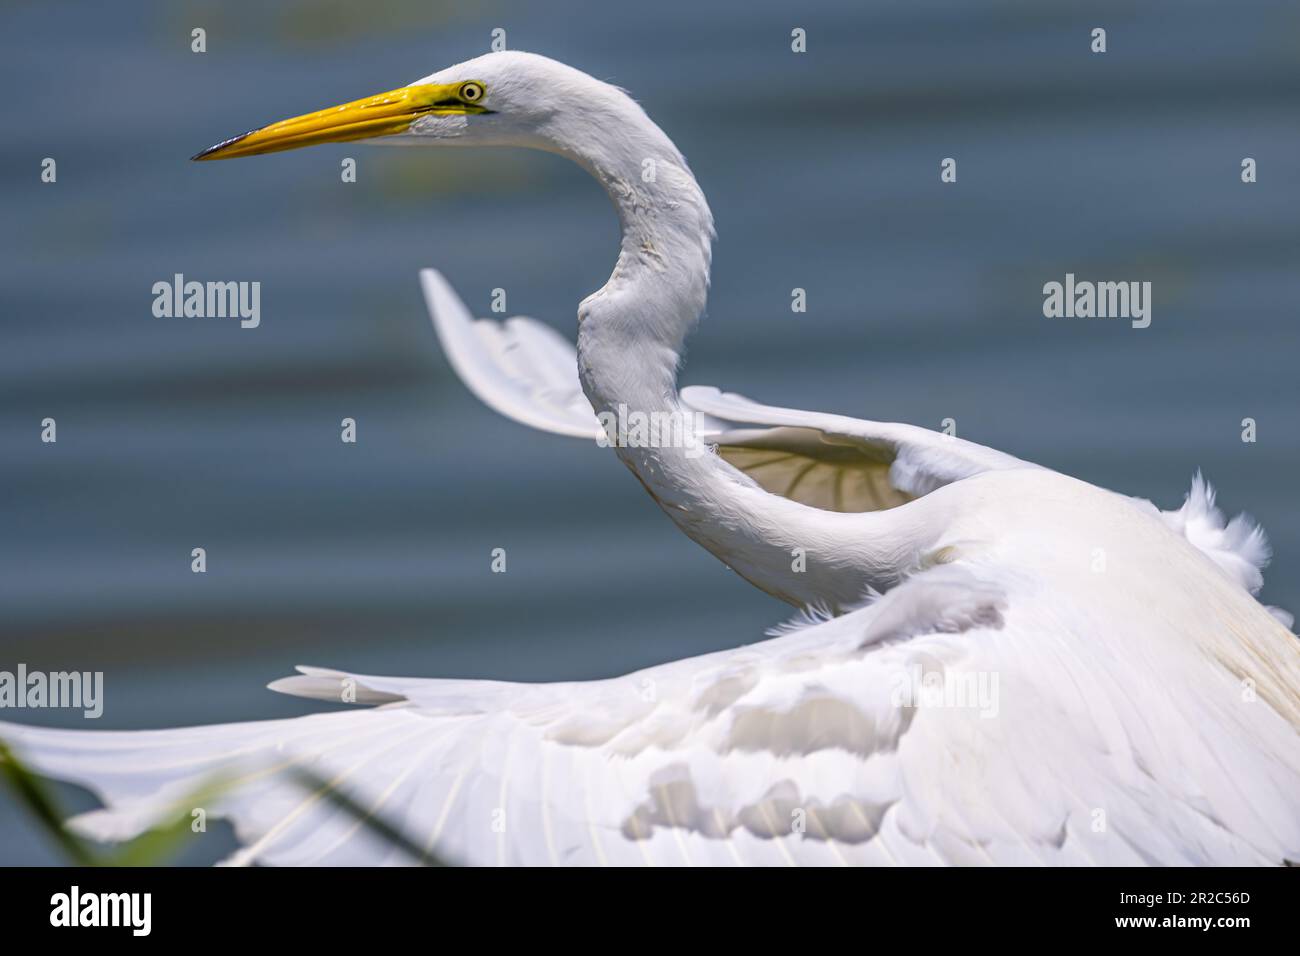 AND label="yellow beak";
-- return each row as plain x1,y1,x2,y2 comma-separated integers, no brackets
192,81,491,161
